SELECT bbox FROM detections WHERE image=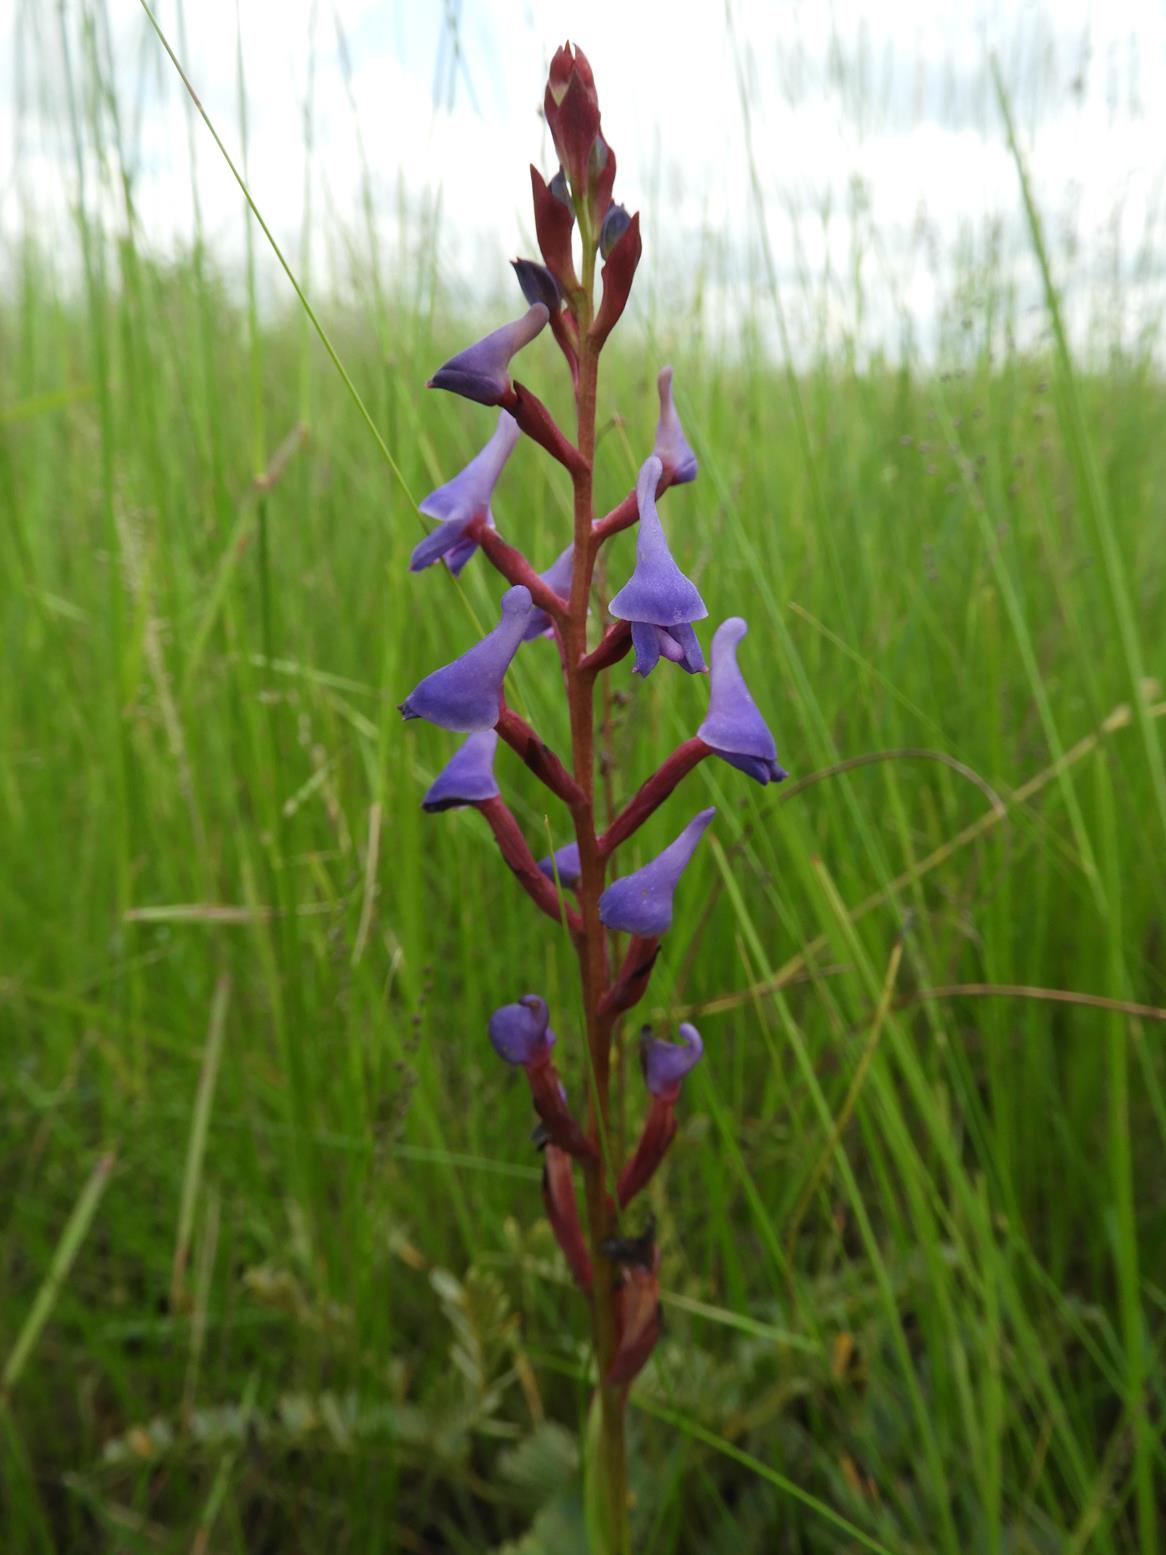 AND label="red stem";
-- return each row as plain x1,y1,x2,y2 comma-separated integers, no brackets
471,519,568,623
580,619,632,677
476,796,581,933
496,708,586,811
504,381,590,478
599,738,710,857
